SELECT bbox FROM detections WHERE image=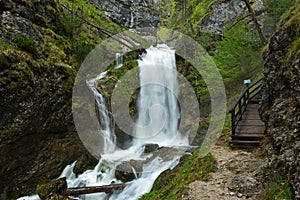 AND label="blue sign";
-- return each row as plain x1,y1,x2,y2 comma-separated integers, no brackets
244,79,251,84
